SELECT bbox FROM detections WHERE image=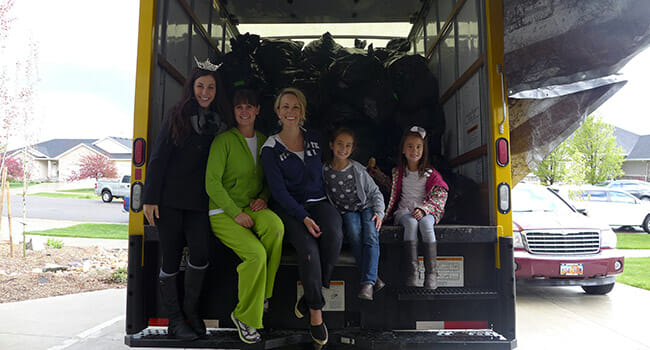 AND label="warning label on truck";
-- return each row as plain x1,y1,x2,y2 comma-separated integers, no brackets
417,256,464,287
